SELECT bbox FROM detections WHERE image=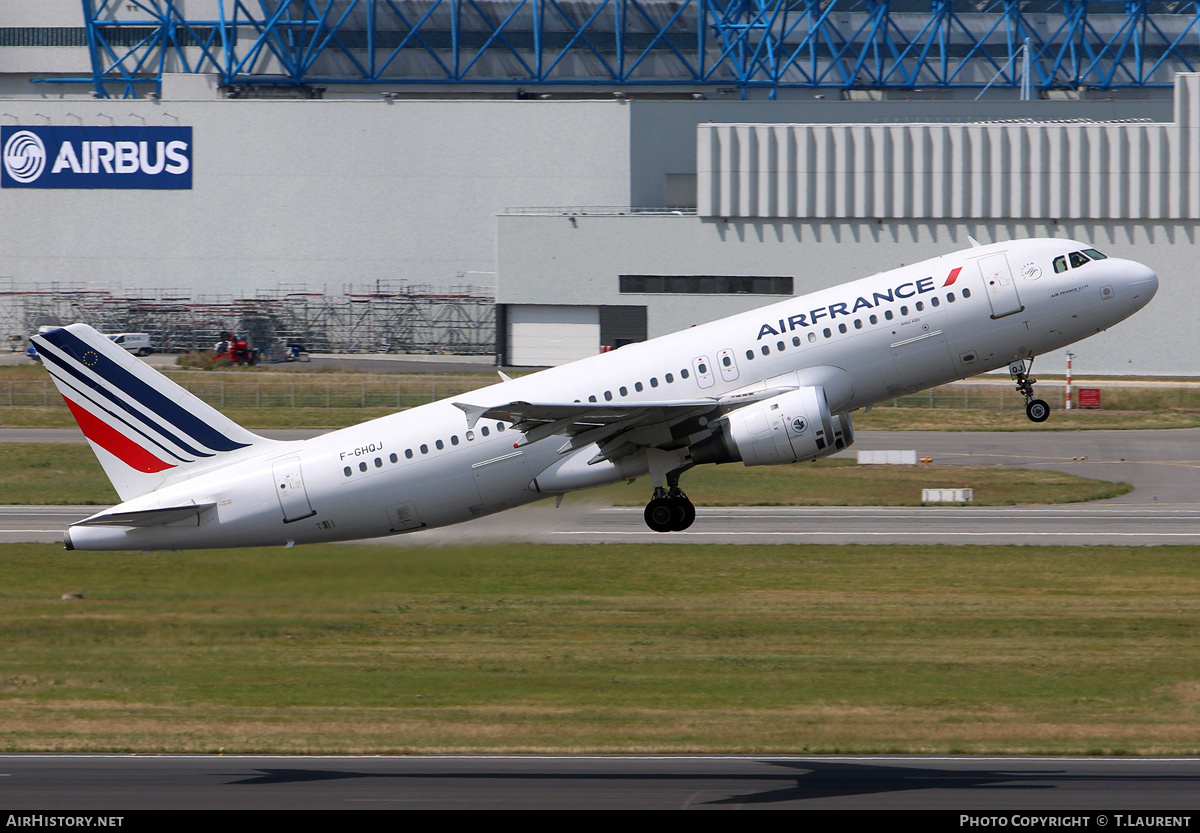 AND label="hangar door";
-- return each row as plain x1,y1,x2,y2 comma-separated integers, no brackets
508,305,600,367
